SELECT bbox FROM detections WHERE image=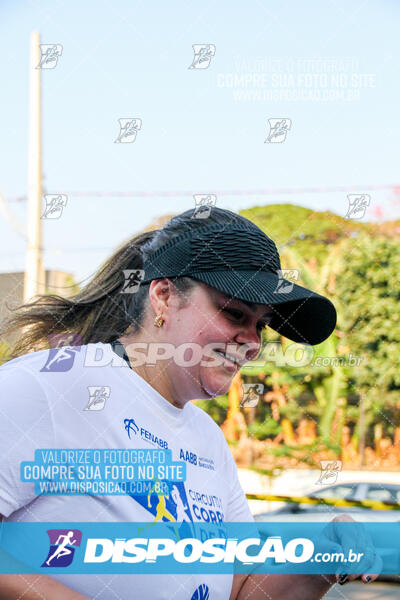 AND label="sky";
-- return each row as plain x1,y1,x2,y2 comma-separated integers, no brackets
1,0,399,283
